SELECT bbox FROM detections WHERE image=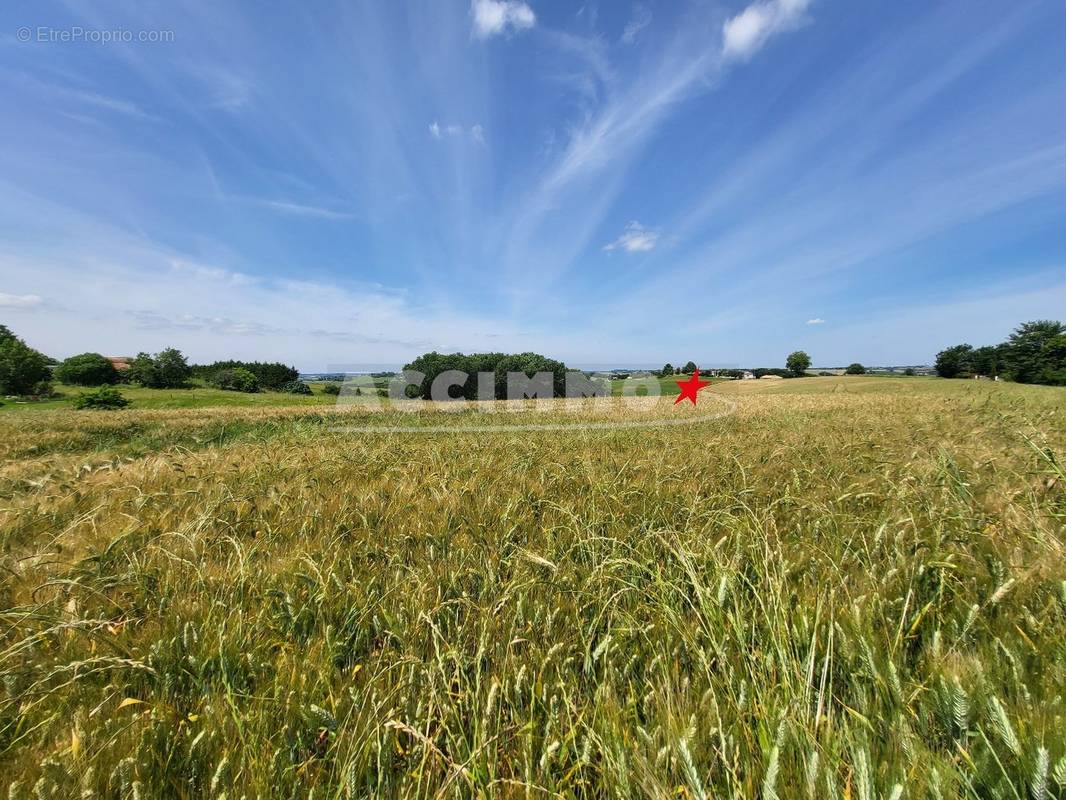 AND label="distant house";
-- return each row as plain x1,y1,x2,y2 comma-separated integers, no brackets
741,371,756,380
107,356,133,372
